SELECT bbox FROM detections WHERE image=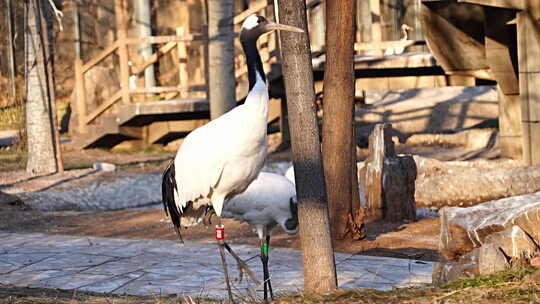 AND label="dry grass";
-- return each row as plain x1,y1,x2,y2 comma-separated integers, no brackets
1,267,539,304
